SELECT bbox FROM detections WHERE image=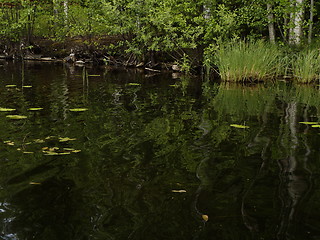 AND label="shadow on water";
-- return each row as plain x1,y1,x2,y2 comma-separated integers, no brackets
0,62,319,239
